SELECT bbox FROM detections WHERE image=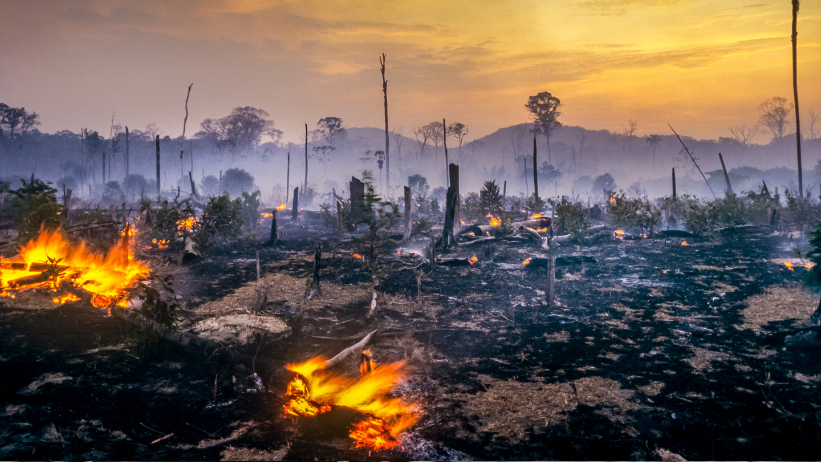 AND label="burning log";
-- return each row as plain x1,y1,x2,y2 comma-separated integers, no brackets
457,224,484,238
654,230,695,238
7,272,50,289
718,225,773,236
323,329,378,370
437,258,473,267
